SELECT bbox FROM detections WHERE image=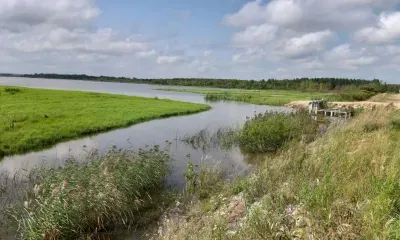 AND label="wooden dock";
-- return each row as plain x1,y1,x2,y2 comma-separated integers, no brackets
318,108,352,118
